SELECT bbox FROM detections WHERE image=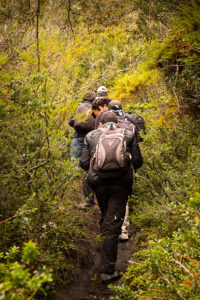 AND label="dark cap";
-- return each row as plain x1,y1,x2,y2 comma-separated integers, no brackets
108,100,122,110
83,91,96,102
